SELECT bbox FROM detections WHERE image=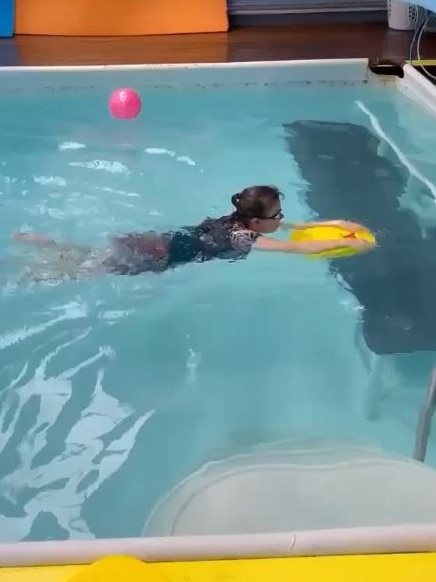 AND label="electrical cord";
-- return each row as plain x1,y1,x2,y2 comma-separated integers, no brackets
408,8,427,64
412,10,436,82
